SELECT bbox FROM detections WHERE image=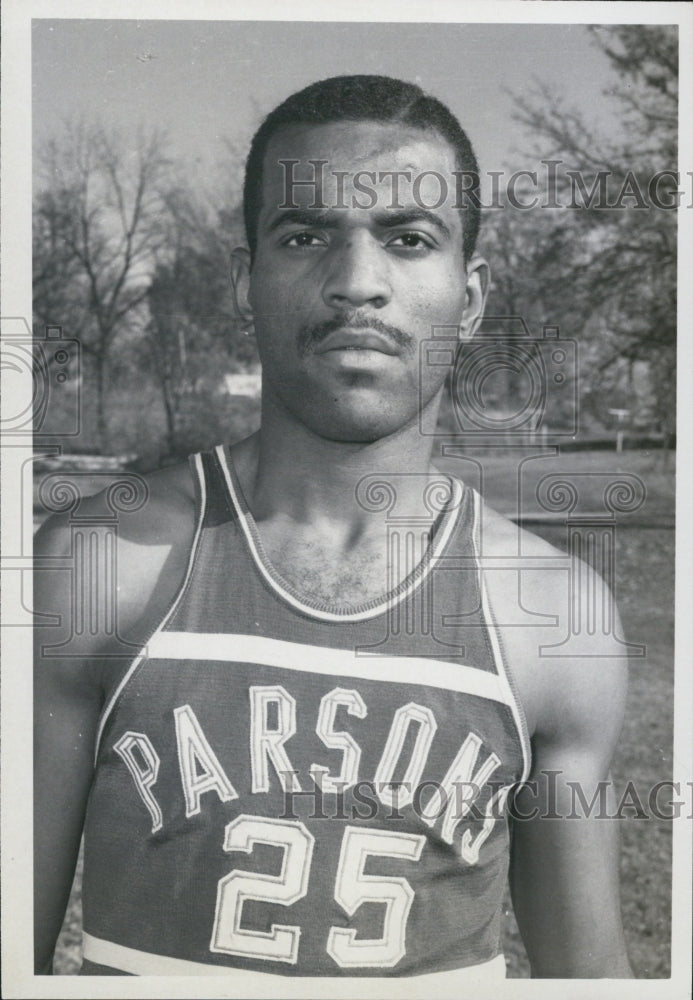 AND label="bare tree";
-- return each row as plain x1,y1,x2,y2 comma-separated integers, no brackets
511,25,677,443
146,195,258,457
33,121,174,450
